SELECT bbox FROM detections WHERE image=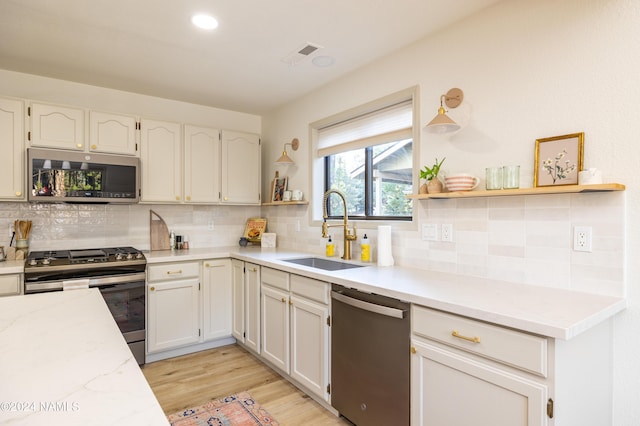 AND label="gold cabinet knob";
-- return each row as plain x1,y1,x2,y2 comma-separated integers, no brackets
175,195,180,201
289,300,293,305
91,144,97,149
224,196,228,201
76,143,83,149
281,297,286,303
205,263,210,267
410,346,417,354
186,195,191,201
149,286,155,291
15,191,22,197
